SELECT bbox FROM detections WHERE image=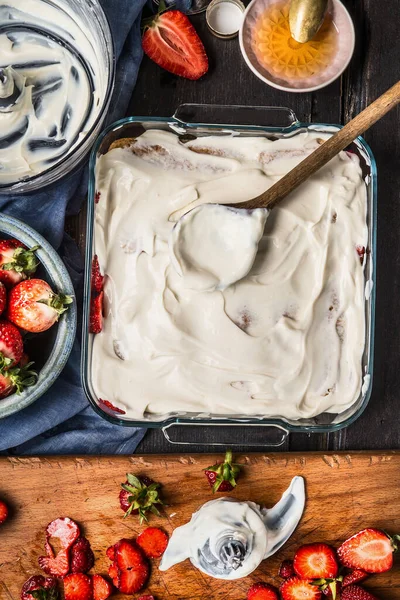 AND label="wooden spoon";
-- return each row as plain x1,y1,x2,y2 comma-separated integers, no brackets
232,80,400,211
